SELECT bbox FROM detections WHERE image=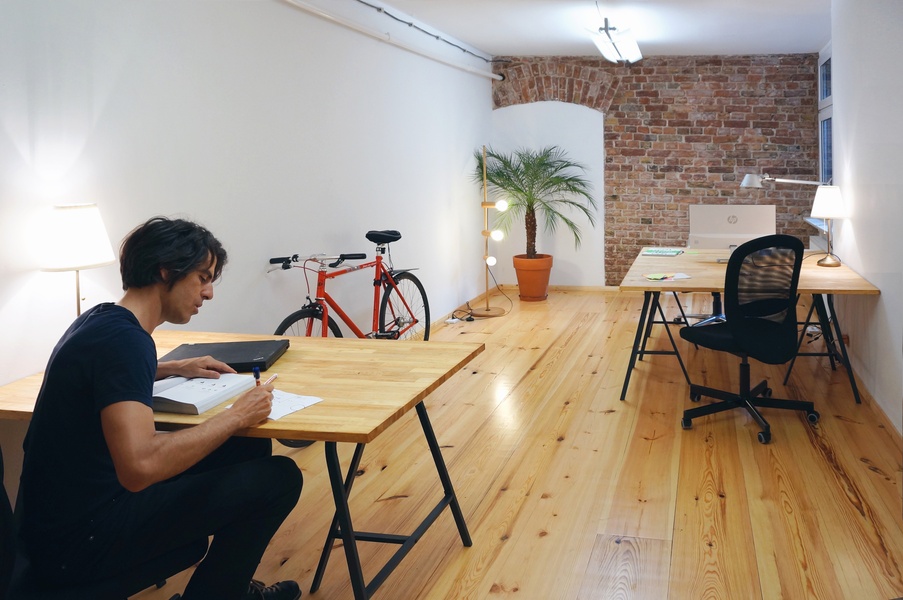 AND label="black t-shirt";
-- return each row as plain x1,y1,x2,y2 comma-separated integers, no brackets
19,303,156,558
